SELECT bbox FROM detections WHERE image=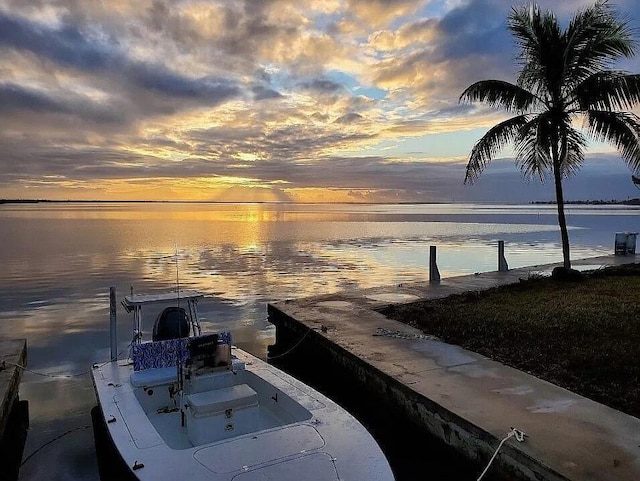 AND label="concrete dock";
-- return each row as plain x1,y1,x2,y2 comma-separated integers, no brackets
0,338,28,480
268,255,640,481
